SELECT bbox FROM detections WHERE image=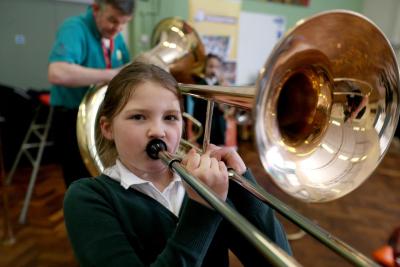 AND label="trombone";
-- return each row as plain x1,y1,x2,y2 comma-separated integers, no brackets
77,10,400,266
